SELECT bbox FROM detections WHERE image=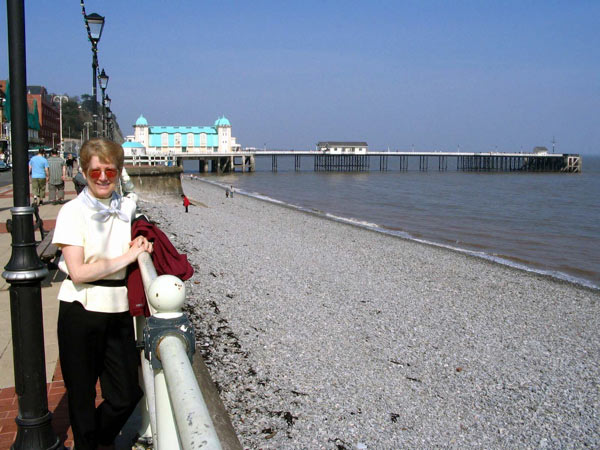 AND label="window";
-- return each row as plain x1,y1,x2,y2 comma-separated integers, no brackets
187,133,195,148
175,133,181,147
200,133,207,147
161,133,168,147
